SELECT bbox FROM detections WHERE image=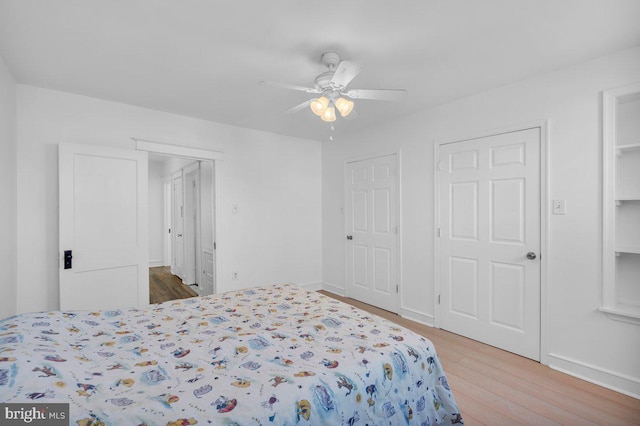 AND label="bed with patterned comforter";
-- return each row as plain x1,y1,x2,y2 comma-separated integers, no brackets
0,284,462,425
